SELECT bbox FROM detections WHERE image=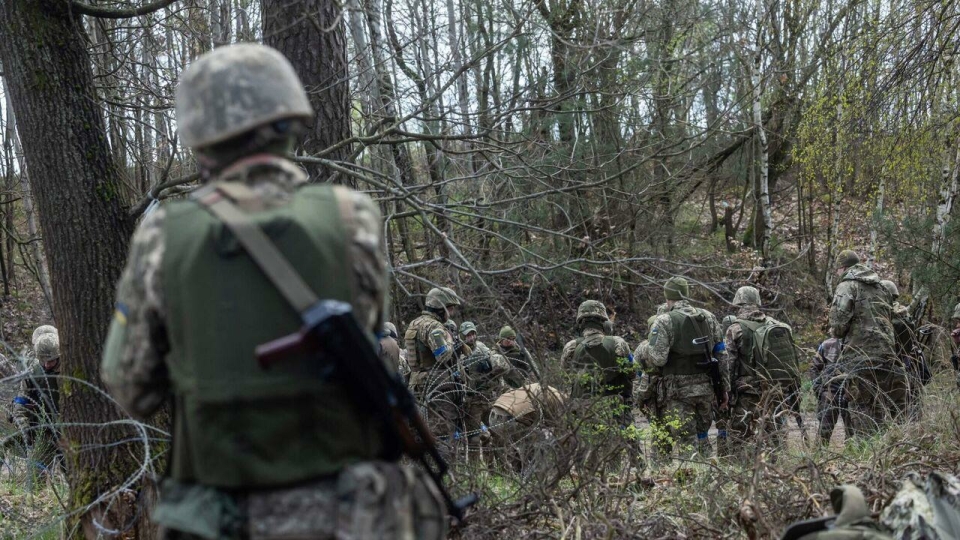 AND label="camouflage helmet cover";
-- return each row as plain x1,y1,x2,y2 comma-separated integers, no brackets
721,314,737,335
444,320,458,334
31,325,58,347
576,300,609,324
460,321,478,336
425,287,461,309
733,285,761,307
880,280,899,300
499,326,517,340
835,249,860,269
34,334,60,362
384,322,398,339
175,43,313,149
